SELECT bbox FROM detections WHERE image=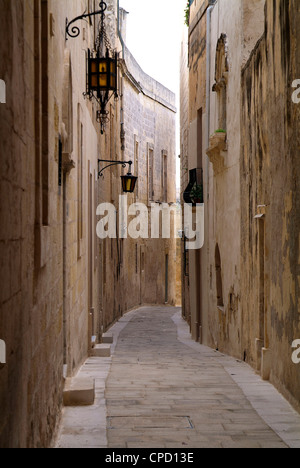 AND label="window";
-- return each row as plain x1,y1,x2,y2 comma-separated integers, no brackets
165,254,169,304
61,49,75,174
62,49,73,156
103,240,106,287
212,34,229,132
148,145,154,202
141,250,145,273
162,151,168,203
134,136,139,199
77,106,83,254
41,1,49,225
110,105,115,160
34,0,49,226
197,108,203,169
58,136,62,188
